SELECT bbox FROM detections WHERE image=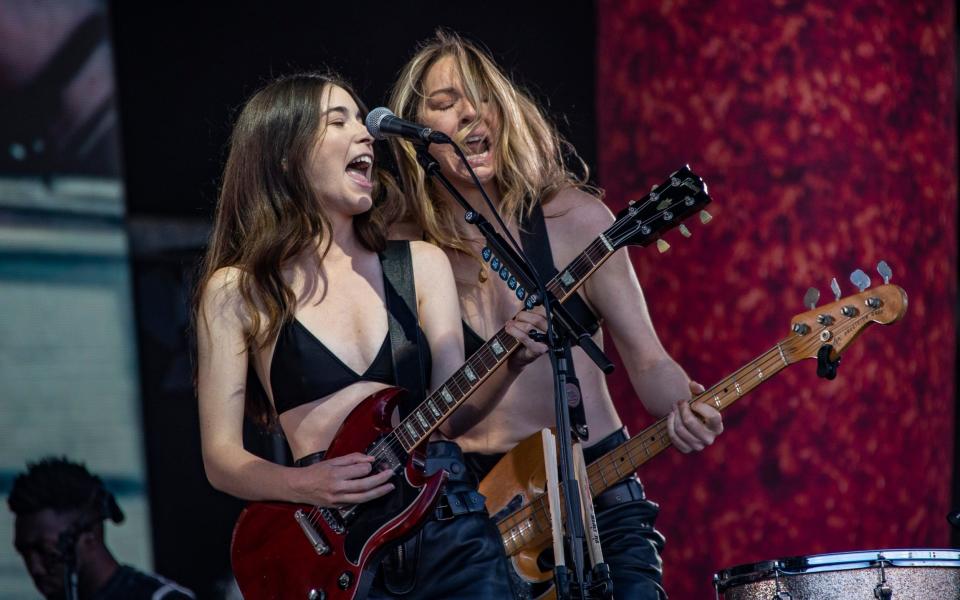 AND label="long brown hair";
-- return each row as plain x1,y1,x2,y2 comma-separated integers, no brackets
387,30,596,256
195,72,388,427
